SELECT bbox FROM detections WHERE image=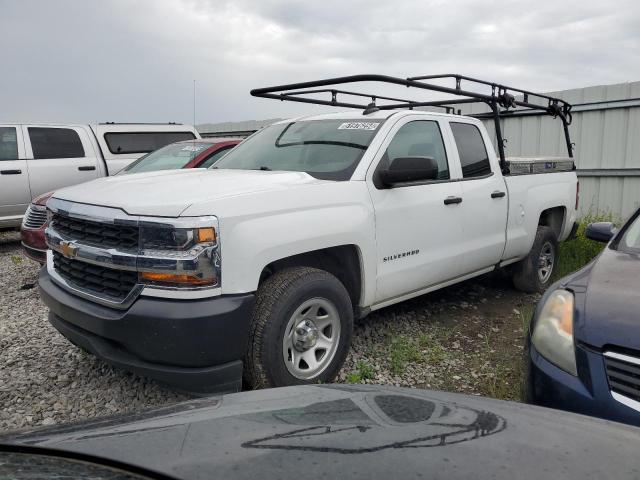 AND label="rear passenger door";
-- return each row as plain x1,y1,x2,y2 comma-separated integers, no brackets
448,121,508,273
23,126,100,198
0,125,31,222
